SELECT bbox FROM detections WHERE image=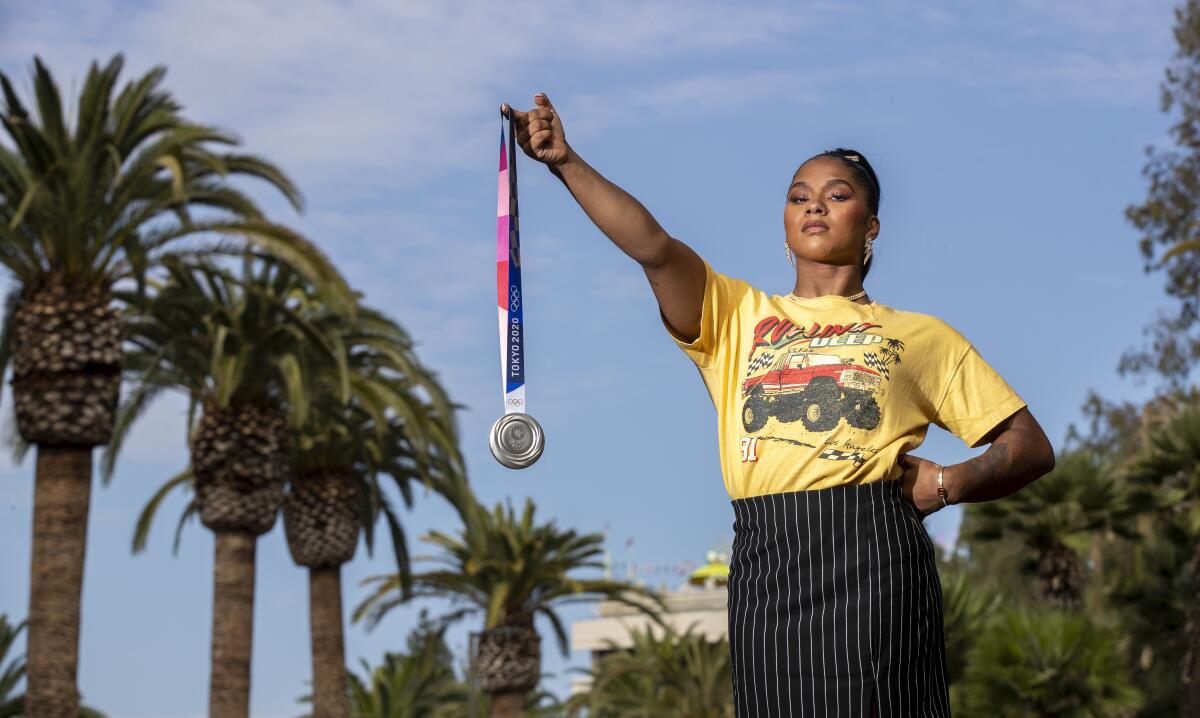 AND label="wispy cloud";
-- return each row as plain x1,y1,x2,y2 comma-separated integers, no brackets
1,0,1172,197
563,70,821,138
0,0,844,194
